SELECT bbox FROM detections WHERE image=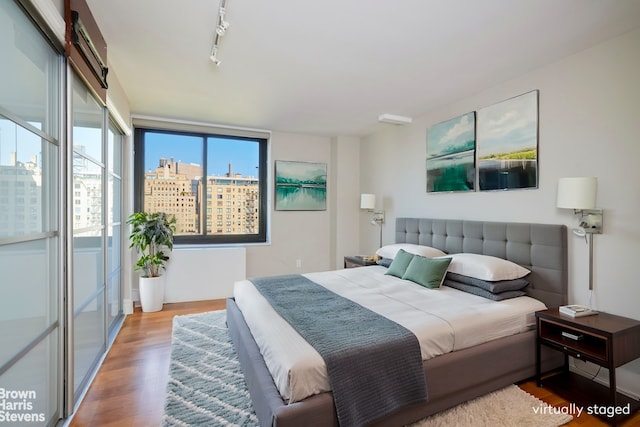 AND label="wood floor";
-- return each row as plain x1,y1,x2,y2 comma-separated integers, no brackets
69,300,639,426
69,300,225,427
